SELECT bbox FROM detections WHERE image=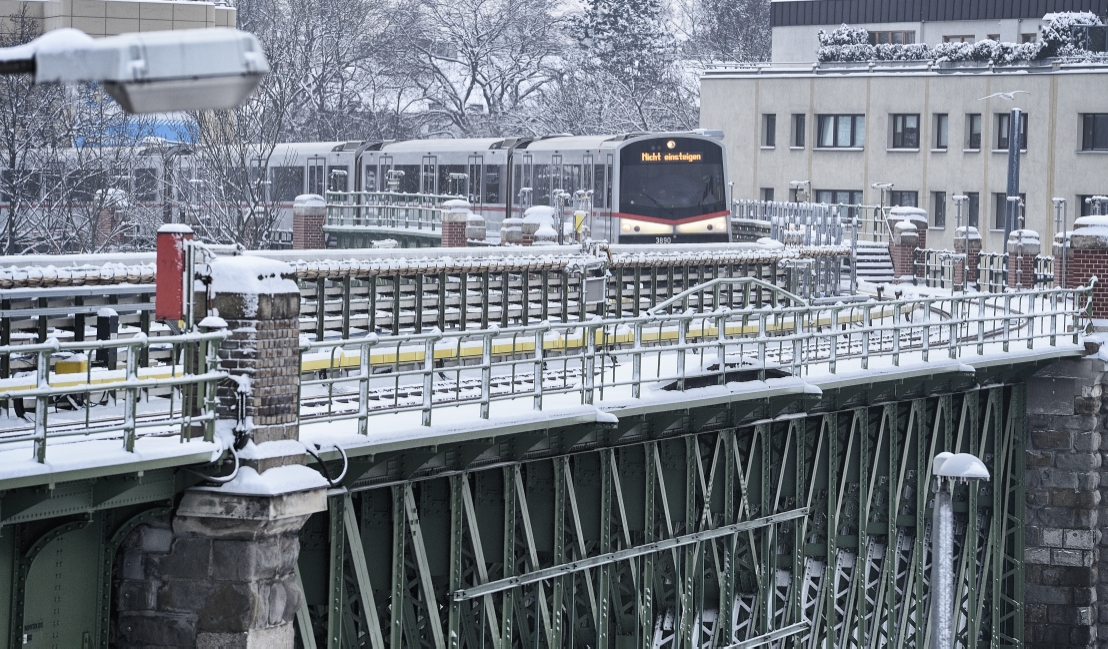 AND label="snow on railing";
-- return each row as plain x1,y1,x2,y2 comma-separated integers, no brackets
298,281,1093,430
0,328,229,462
916,249,1056,292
